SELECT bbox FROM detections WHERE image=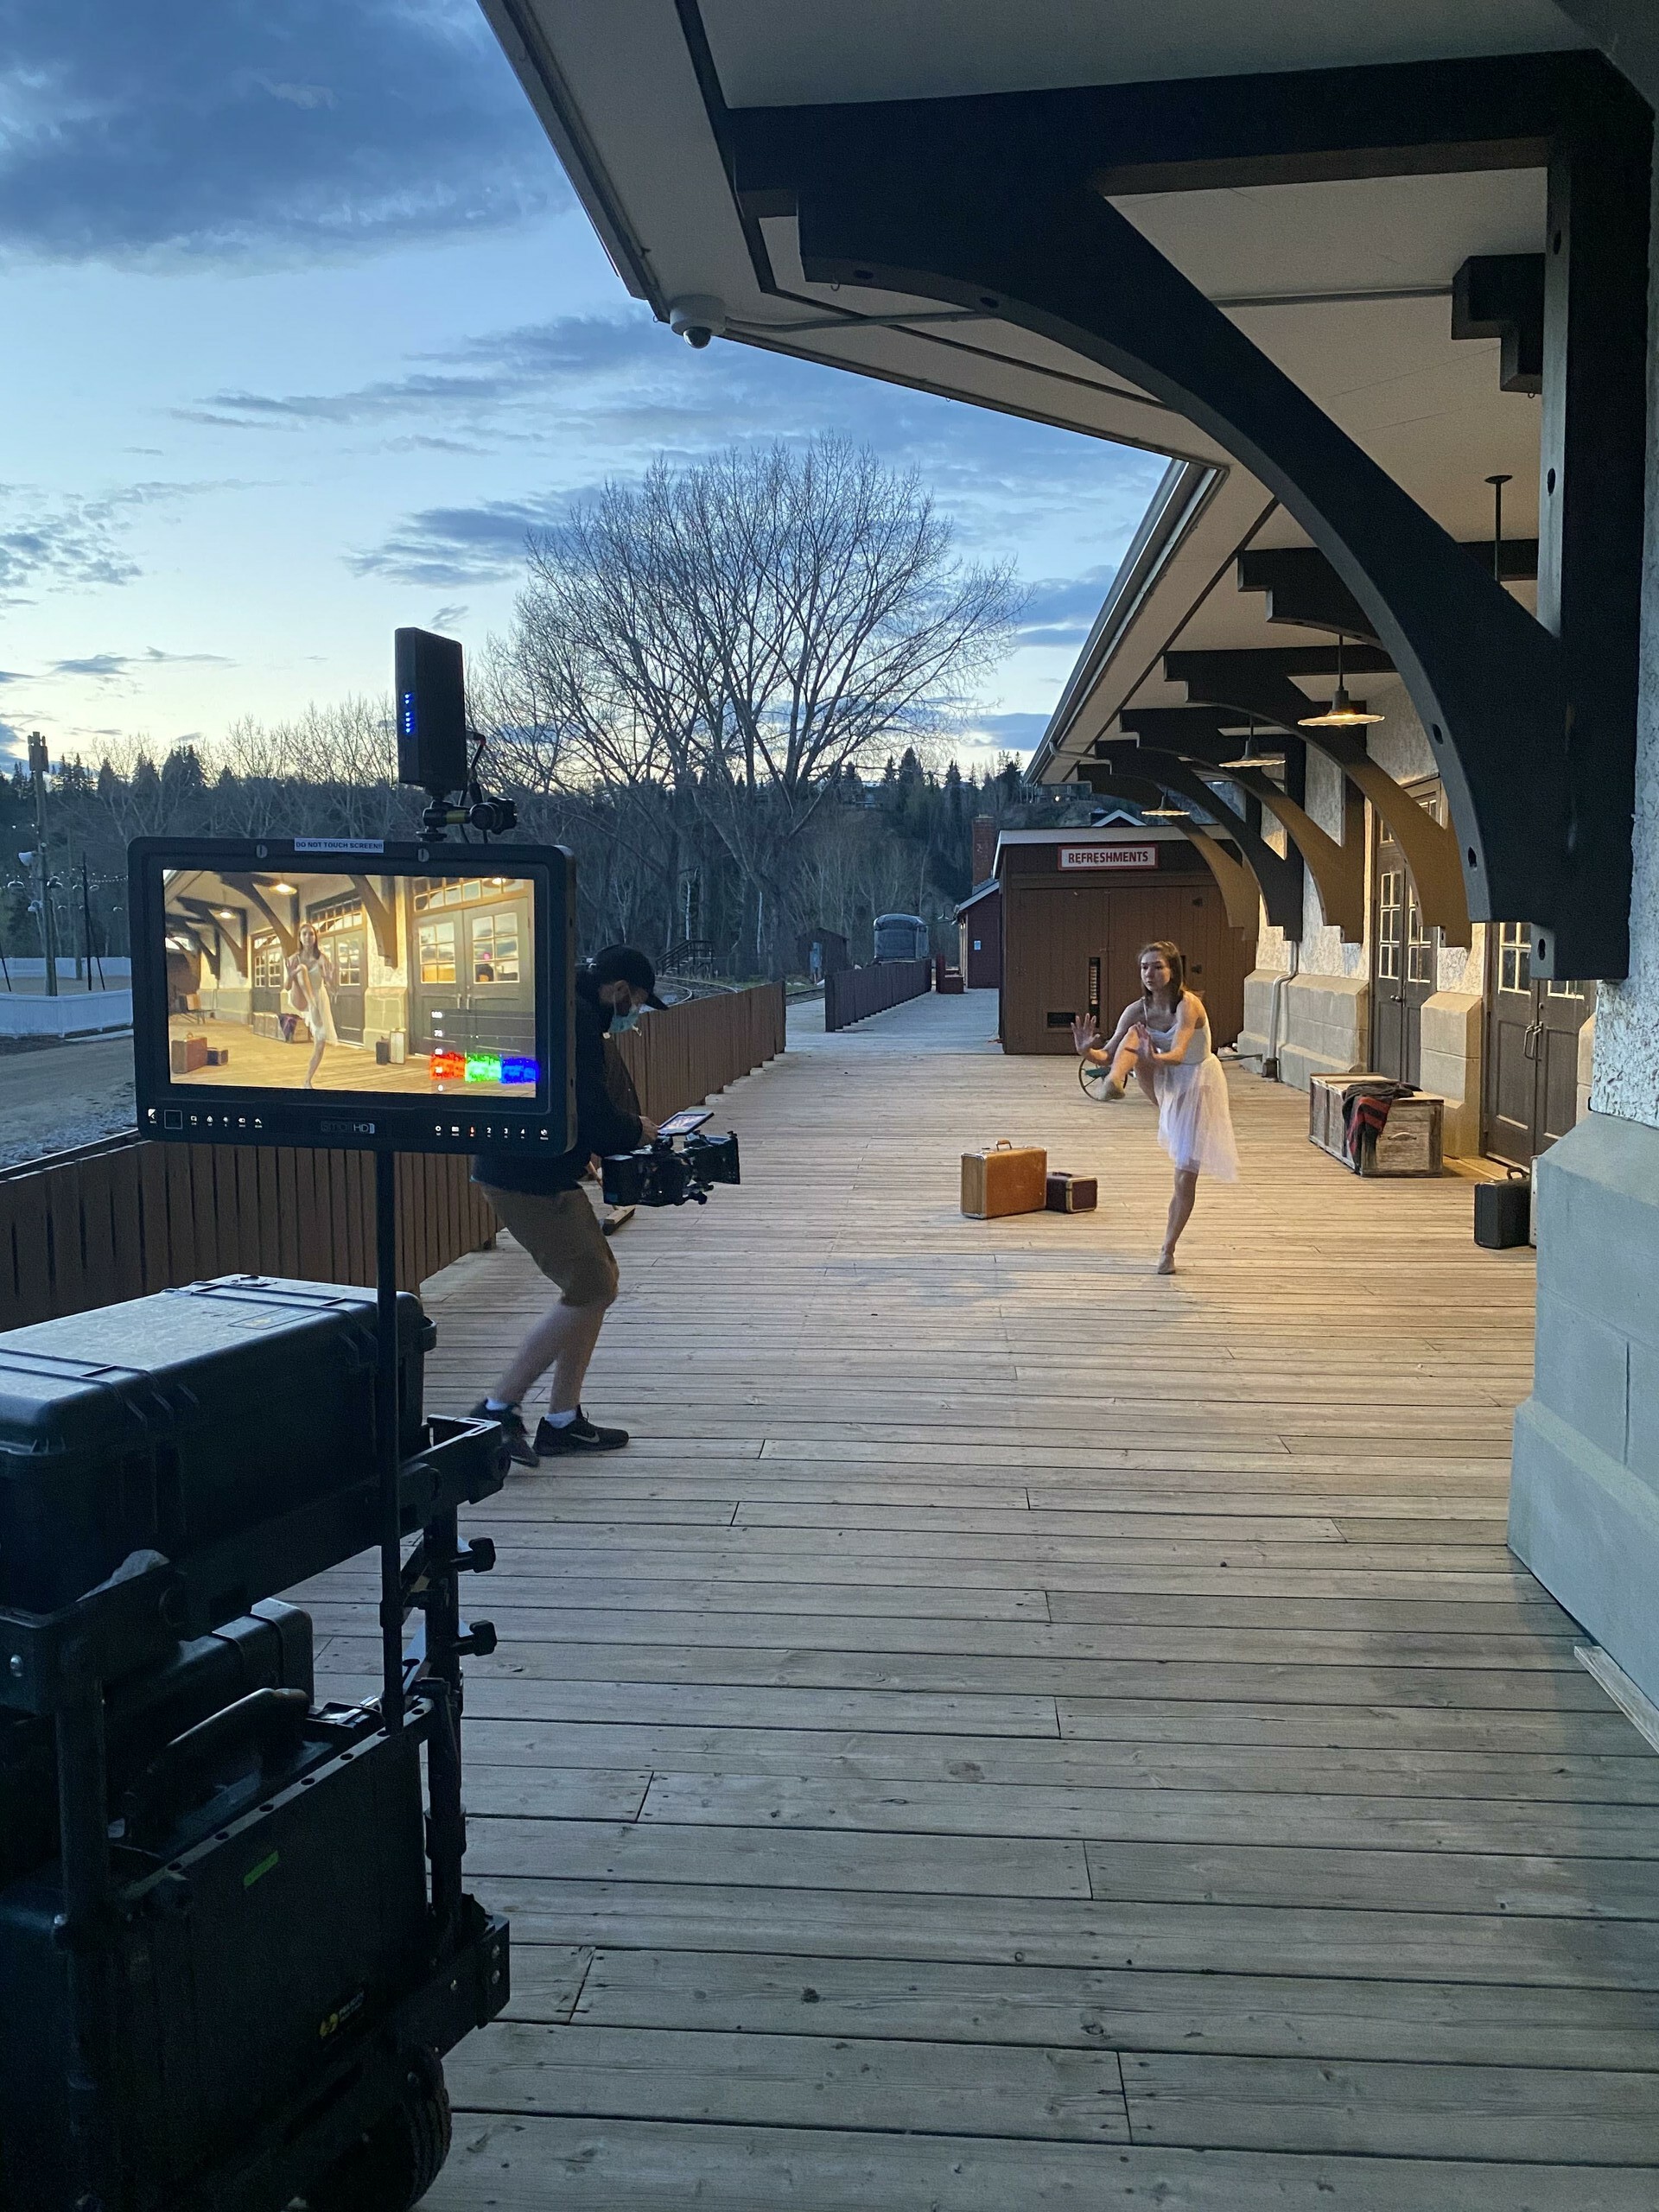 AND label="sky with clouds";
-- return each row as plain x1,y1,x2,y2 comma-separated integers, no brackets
0,0,1166,771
